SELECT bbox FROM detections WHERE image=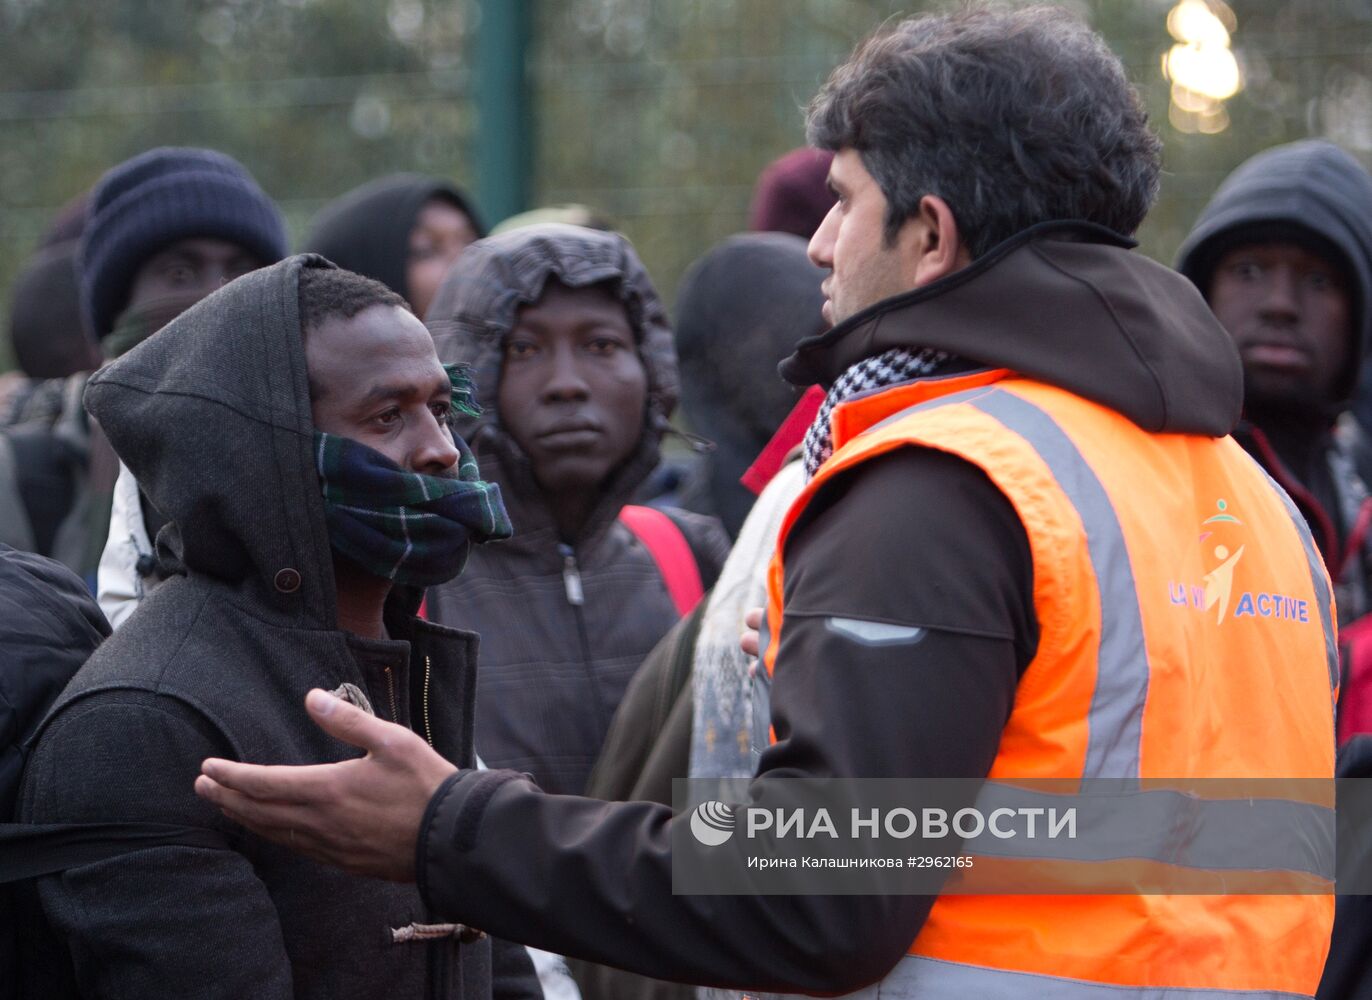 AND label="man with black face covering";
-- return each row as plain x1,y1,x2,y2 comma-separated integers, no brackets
17,257,537,1000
